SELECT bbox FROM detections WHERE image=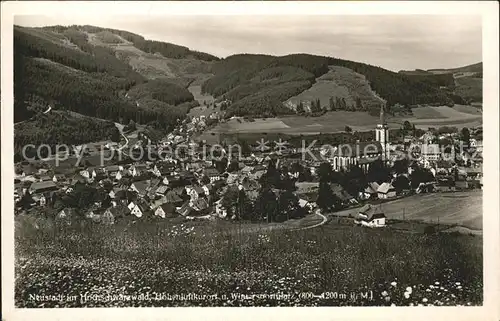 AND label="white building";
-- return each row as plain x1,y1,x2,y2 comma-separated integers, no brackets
375,104,390,161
